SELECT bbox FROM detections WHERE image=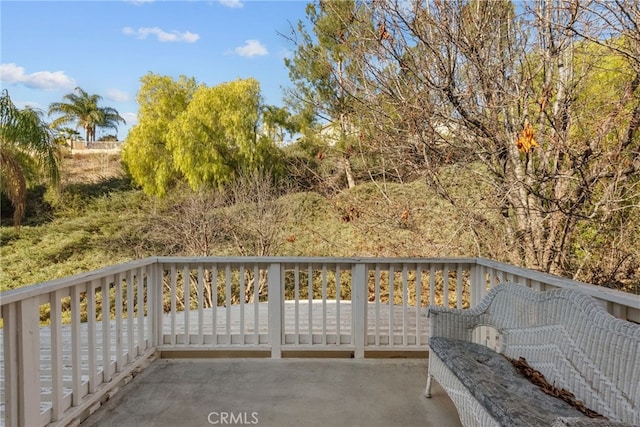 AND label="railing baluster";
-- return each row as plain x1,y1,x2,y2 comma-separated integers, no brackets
402,265,408,346
71,284,82,405
336,265,341,344
307,264,313,345
456,264,463,309
152,263,162,349
253,265,260,345
87,281,98,393
225,265,232,343
102,277,112,383
183,265,190,345
49,290,64,421
416,264,423,345
198,265,204,344
126,270,134,362
212,264,218,345
137,267,145,352
115,273,123,372
170,265,177,346
239,265,245,344
294,265,300,345
388,265,394,346
374,265,380,346
321,264,327,346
